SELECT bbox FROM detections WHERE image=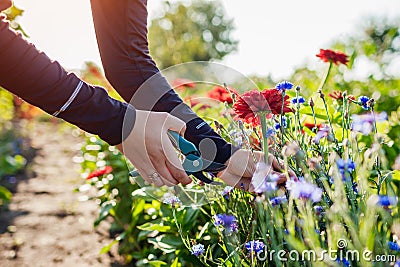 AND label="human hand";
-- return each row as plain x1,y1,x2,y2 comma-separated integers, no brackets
217,149,296,191
116,110,191,187
0,0,12,12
